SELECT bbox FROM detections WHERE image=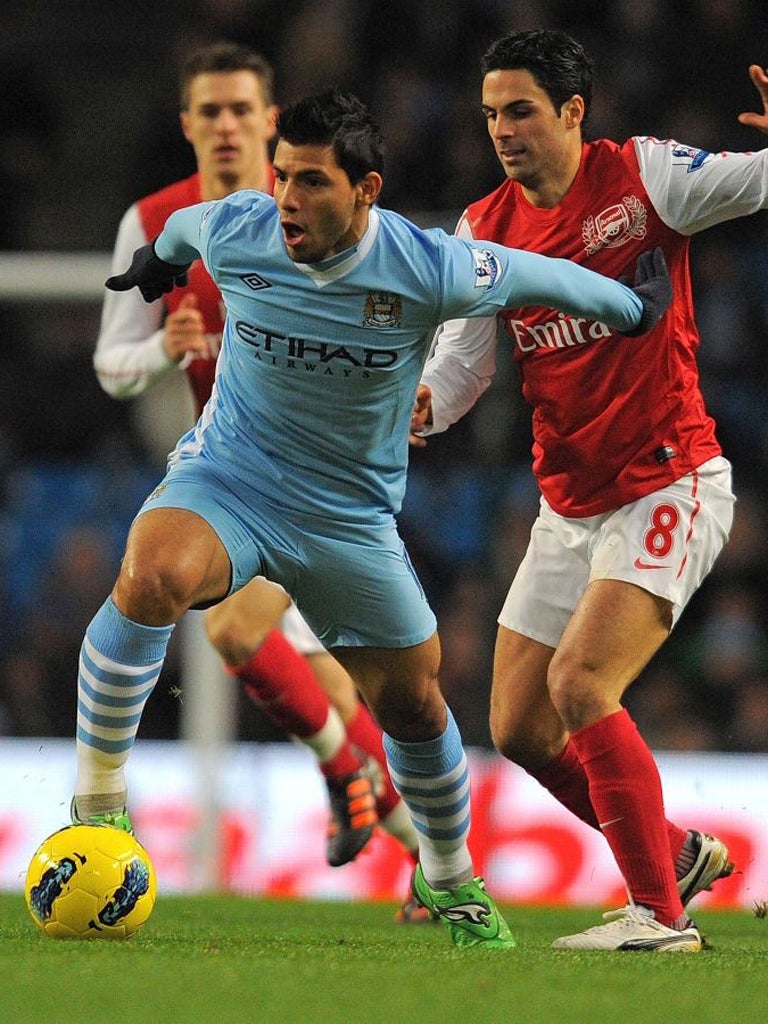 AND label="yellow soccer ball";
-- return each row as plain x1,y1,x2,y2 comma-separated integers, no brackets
25,824,157,939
